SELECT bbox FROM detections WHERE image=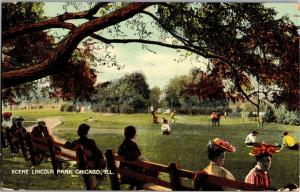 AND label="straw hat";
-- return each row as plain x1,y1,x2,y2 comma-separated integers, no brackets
209,138,236,152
